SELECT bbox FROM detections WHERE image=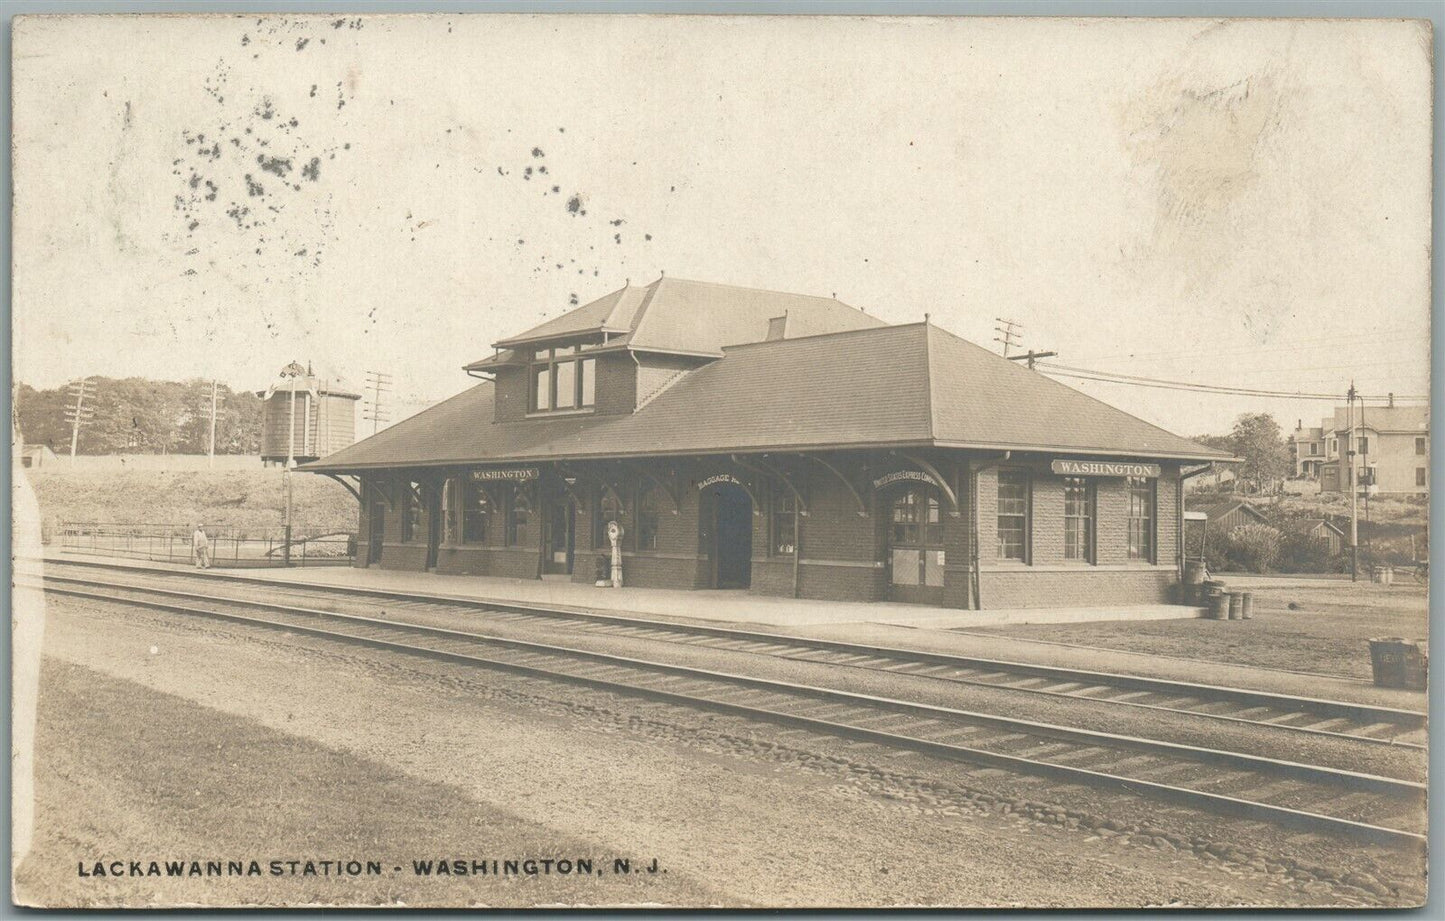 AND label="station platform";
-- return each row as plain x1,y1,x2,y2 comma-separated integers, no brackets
34,552,1200,630
30,552,1418,708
